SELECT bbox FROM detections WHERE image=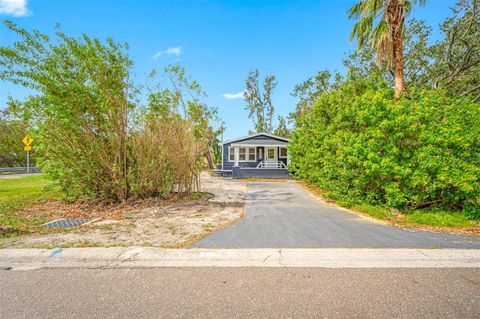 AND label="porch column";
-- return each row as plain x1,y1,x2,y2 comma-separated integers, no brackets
234,146,239,166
